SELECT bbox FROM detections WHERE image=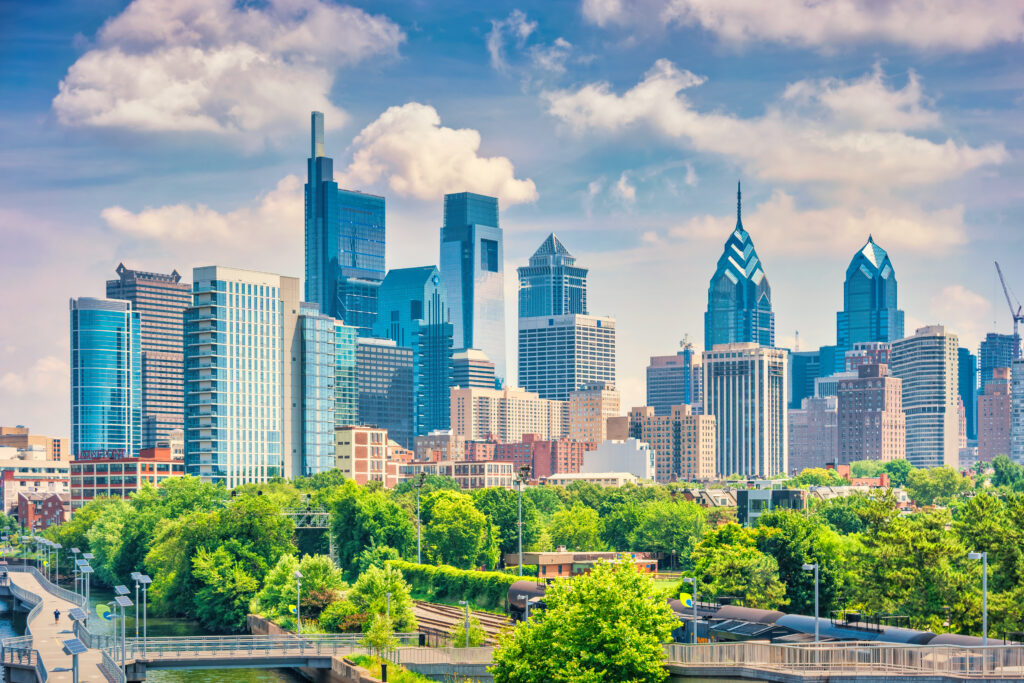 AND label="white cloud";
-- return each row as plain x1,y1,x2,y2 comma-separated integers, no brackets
930,285,994,350
683,162,698,187
339,102,538,205
614,172,637,203
584,0,1024,51
487,10,537,72
544,60,1007,187
0,356,69,398
53,0,404,138
486,10,575,88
